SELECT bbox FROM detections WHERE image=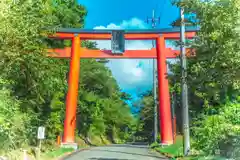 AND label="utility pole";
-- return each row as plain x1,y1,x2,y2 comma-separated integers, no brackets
147,10,160,142
180,6,190,156
147,10,160,48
